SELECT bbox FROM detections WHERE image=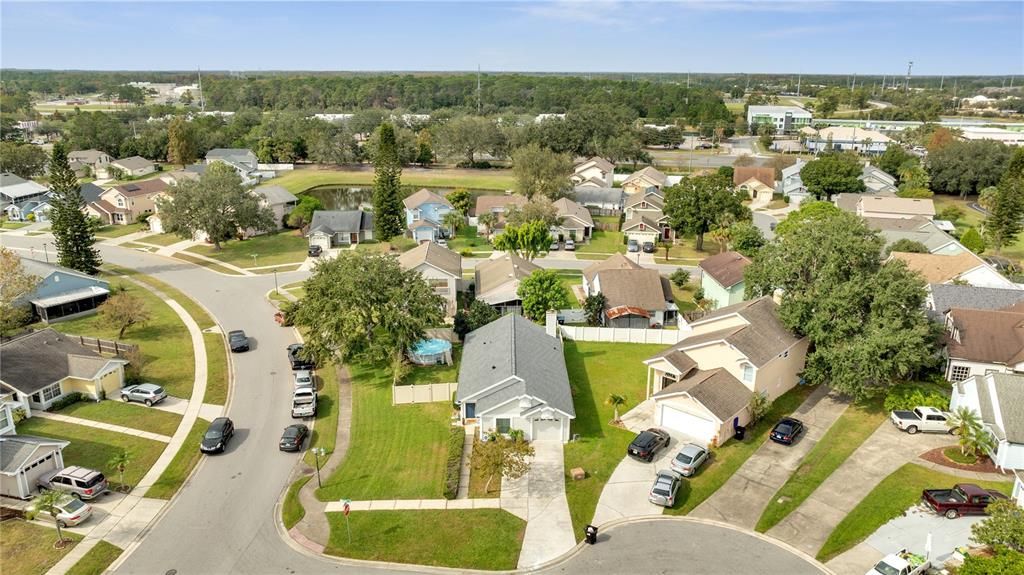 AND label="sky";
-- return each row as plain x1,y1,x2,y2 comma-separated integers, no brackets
1,1,1022,75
